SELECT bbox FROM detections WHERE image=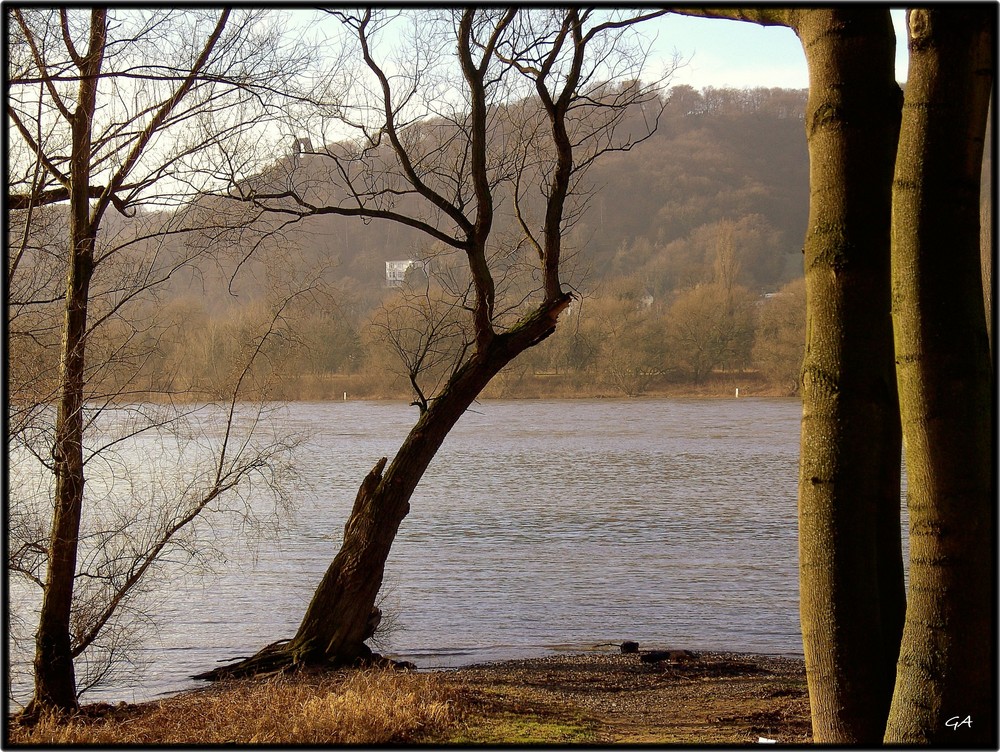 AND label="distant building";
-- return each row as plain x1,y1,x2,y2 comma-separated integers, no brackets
385,259,429,287
757,291,789,307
